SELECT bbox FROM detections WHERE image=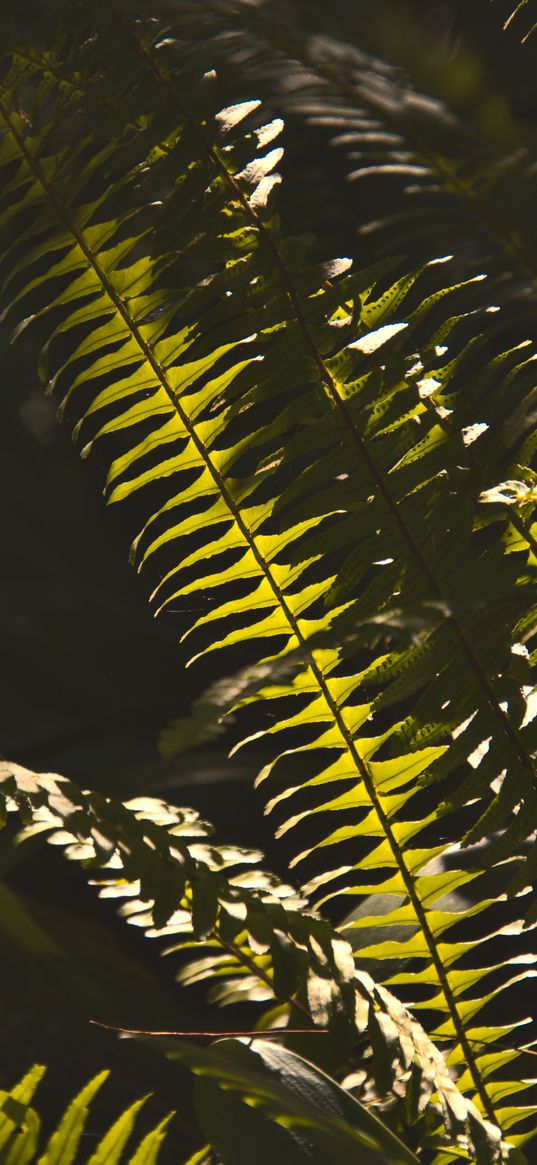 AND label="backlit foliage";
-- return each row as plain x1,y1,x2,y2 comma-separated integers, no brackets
1,2,537,1162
